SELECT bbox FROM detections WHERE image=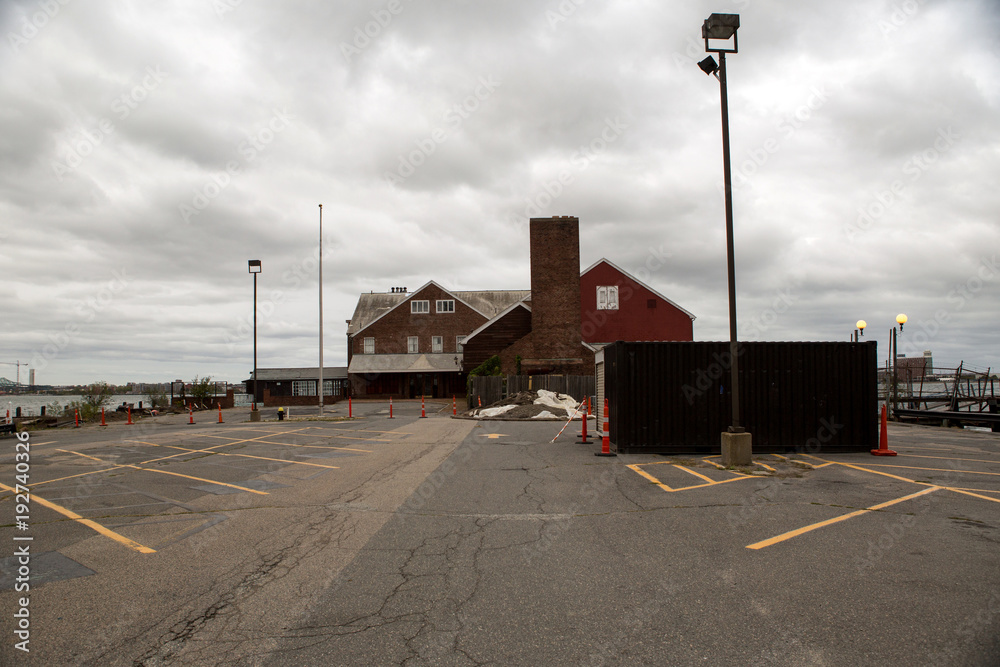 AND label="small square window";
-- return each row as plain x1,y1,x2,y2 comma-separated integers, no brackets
408,336,419,353
456,336,465,353
597,286,619,311
363,337,374,354
411,300,429,314
436,300,455,313
432,336,443,353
